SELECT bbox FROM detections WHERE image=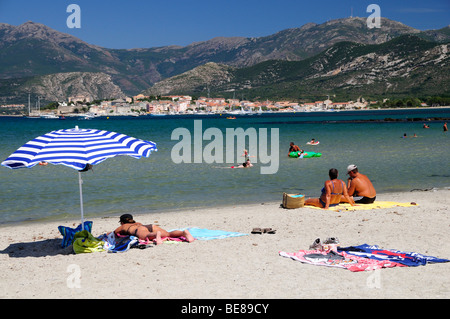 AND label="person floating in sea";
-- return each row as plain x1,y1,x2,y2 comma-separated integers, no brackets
241,149,256,161
231,159,253,169
423,123,430,129
114,214,194,245
402,133,407,138
305,168,355,209
341,164,377,204
444,122,448,132
288,142,303,157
